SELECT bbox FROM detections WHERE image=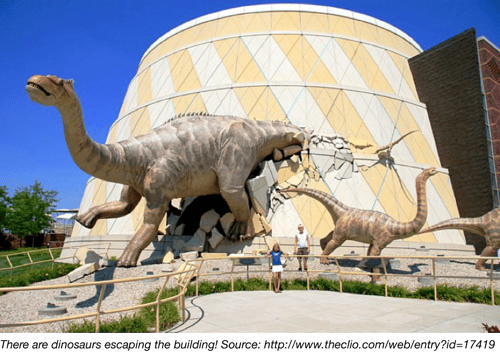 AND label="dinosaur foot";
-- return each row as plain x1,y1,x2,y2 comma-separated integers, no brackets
117,246,141,267
76,209,99,229
475,264,487,271
227,221,253,242
320,256,330,264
